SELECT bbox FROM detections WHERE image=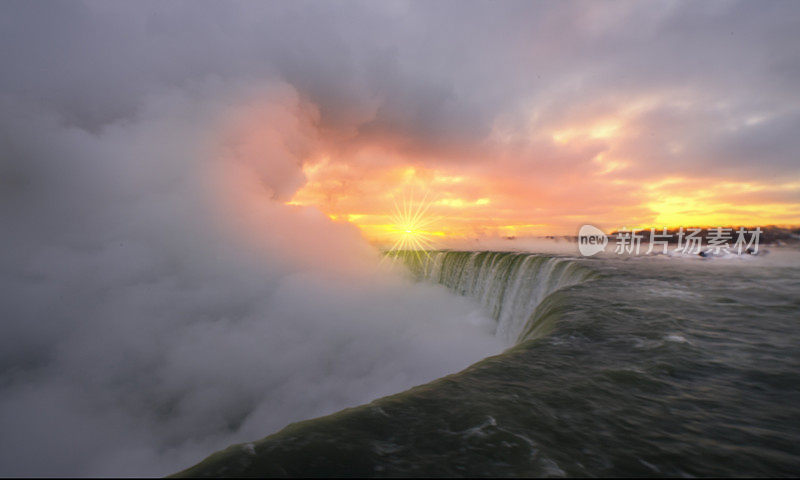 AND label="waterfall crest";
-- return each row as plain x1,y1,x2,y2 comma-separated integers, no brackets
392,251,596,344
